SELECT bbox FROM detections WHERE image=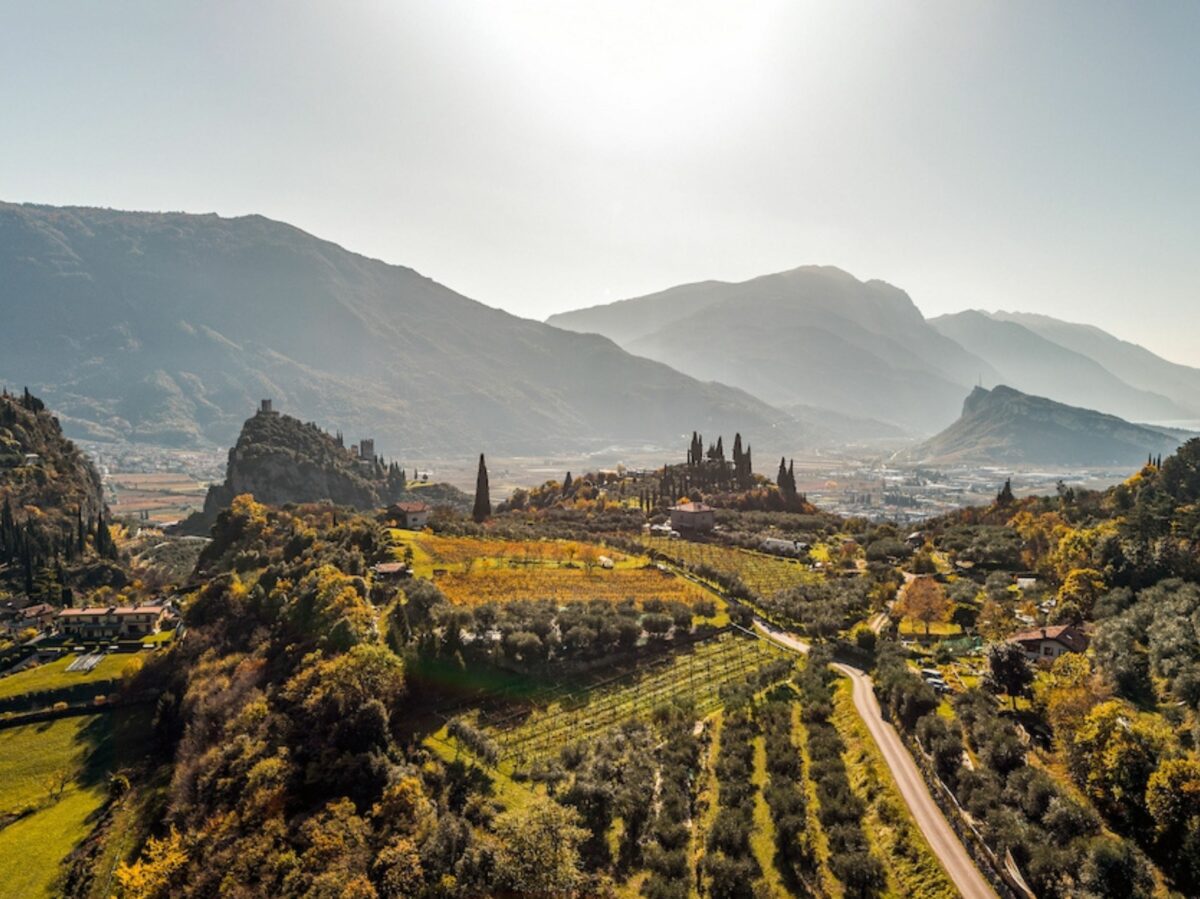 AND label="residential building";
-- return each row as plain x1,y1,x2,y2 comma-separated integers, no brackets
373,561,410,579
389,501,430,529
56,605,167,639
1009,624,1088,662
669,501,715,533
